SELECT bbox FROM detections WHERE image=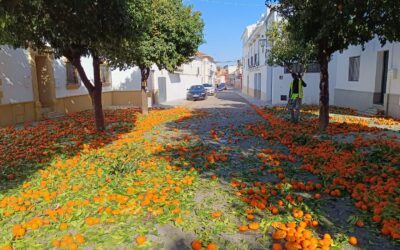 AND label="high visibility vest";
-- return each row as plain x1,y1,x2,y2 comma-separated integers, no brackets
290,80,303,100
